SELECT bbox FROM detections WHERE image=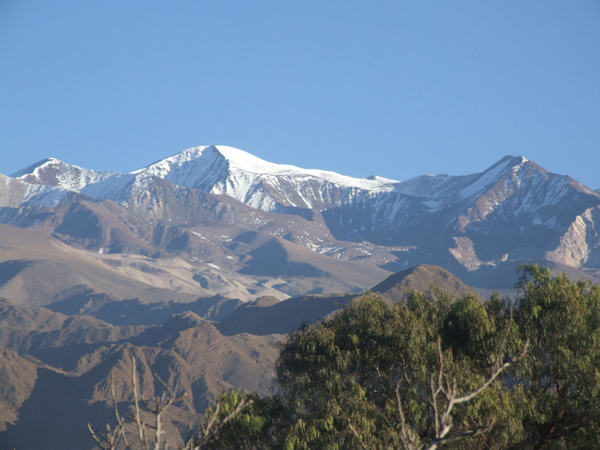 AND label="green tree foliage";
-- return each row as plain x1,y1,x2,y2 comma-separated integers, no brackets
274,292,525,450
513,265,600,449
199,391,290,450
207,265,600,449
